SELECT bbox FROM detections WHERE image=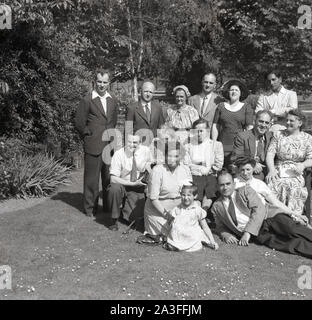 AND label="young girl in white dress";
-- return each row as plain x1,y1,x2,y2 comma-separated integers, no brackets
164,183,219,252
